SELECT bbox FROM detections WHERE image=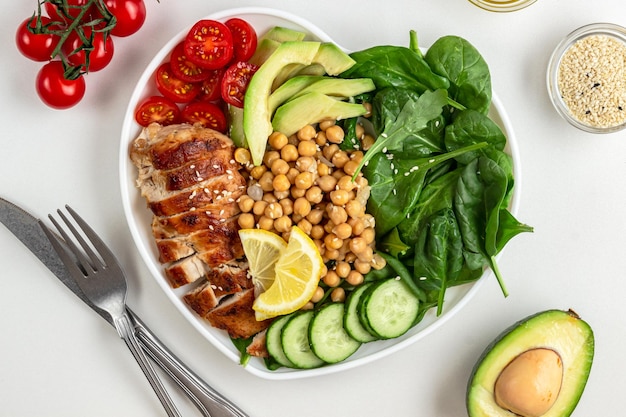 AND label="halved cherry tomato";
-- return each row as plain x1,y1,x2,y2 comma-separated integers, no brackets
155,63,199,103
63,27,114,72
169,42,209,83
224,18,257,62
104,0,146,37
181,101,227,132
36,60,86,109
196,67,225,102
183,20,233,70
134,95,181,126
221,61,258,108
16,16,60,62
